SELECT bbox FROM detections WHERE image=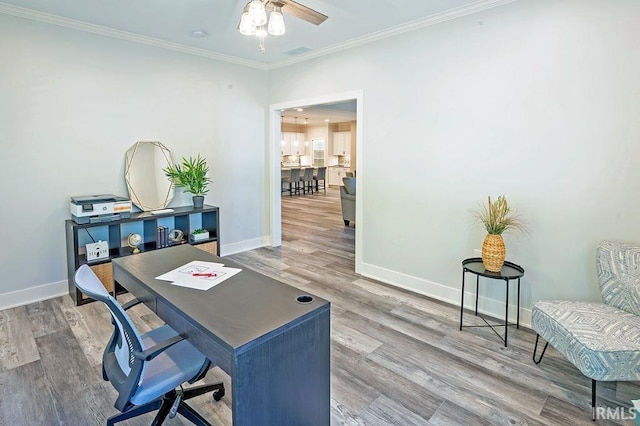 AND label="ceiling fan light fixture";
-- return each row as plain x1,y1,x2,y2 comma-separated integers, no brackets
240,0,322,52
268,7,286,36
248,0,267,26
238,10,257,36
